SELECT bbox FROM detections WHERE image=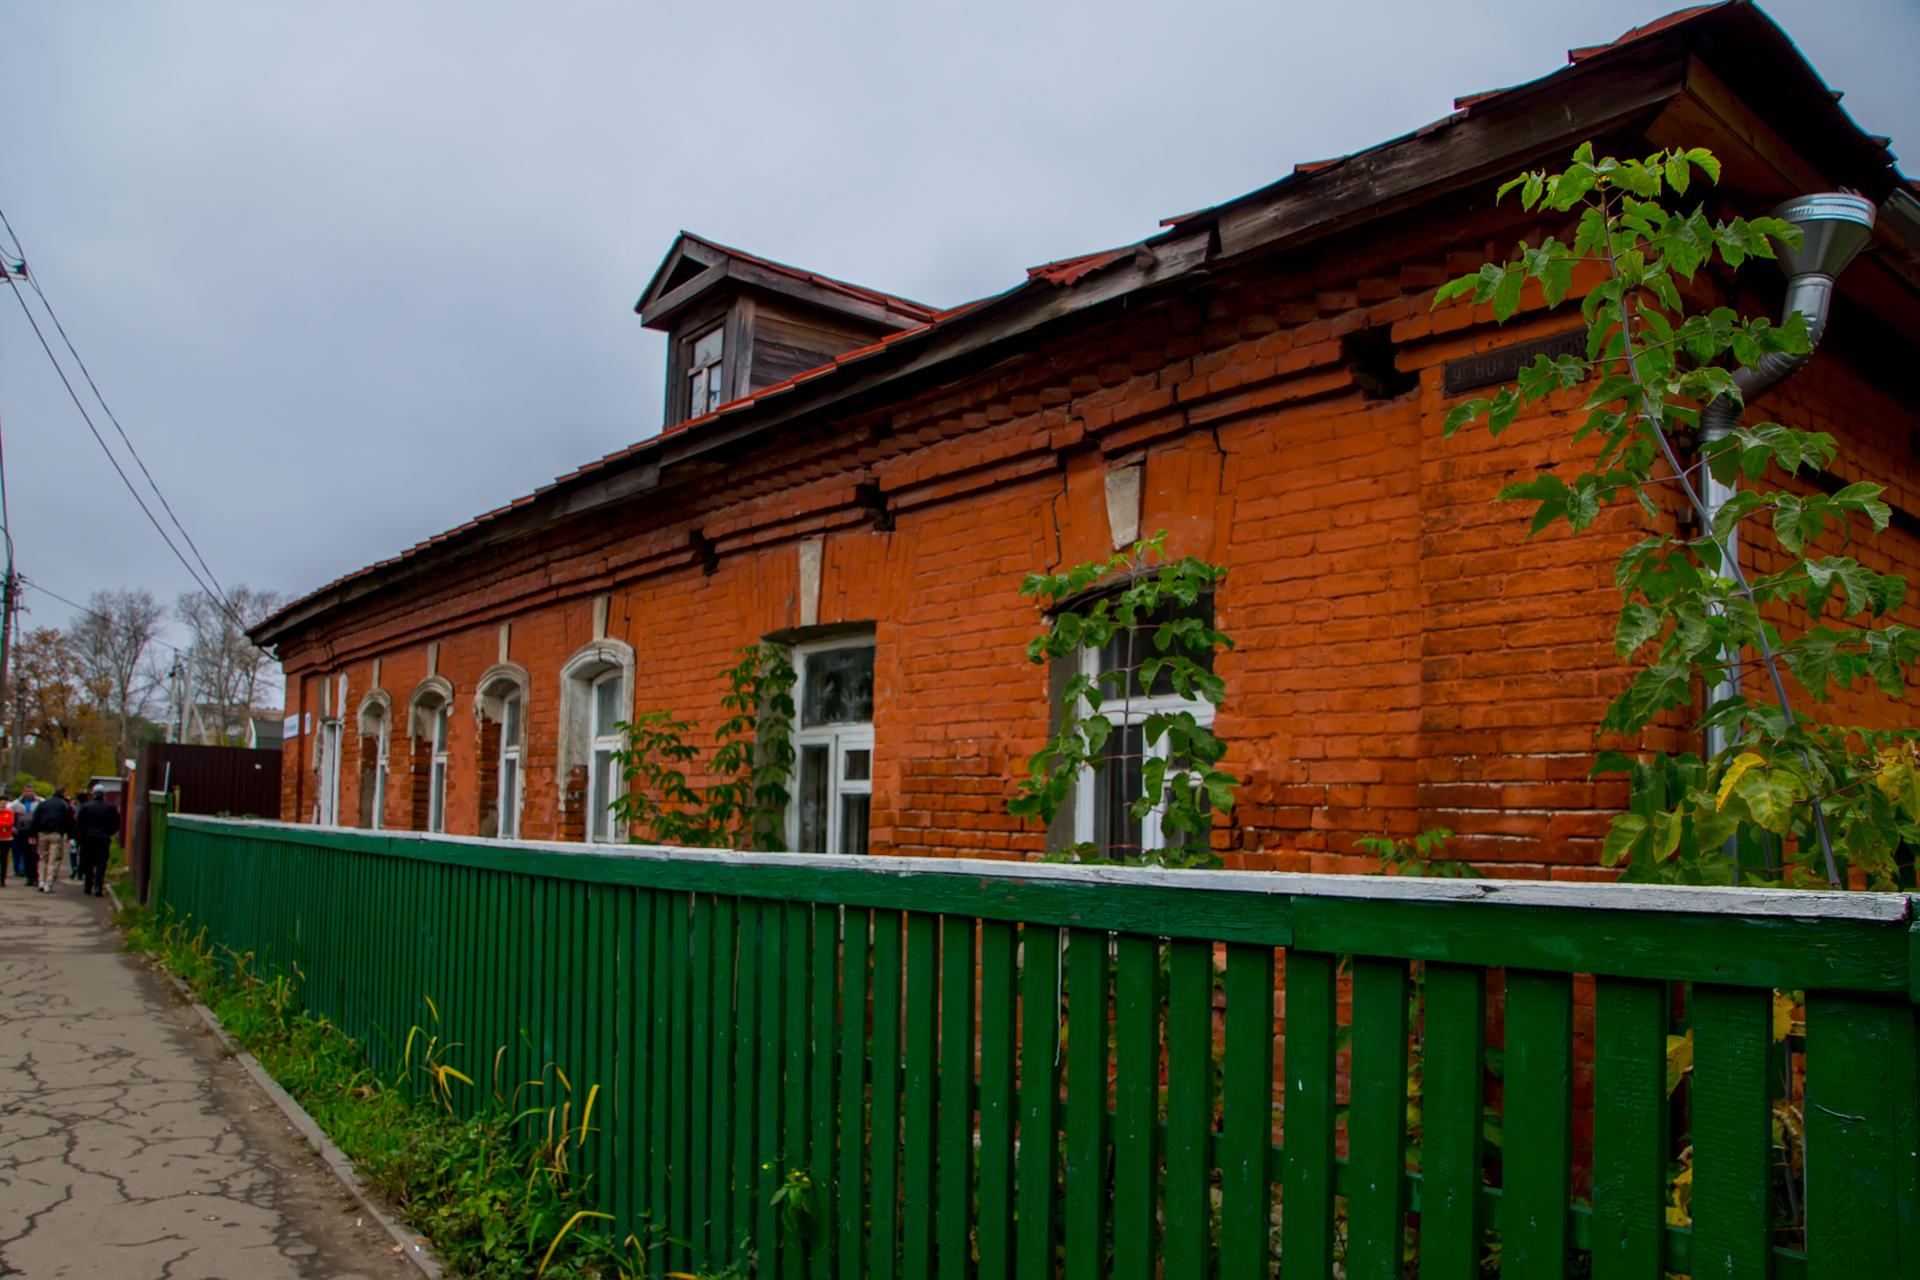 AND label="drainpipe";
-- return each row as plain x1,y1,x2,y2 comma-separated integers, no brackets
1698,193,1877,766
